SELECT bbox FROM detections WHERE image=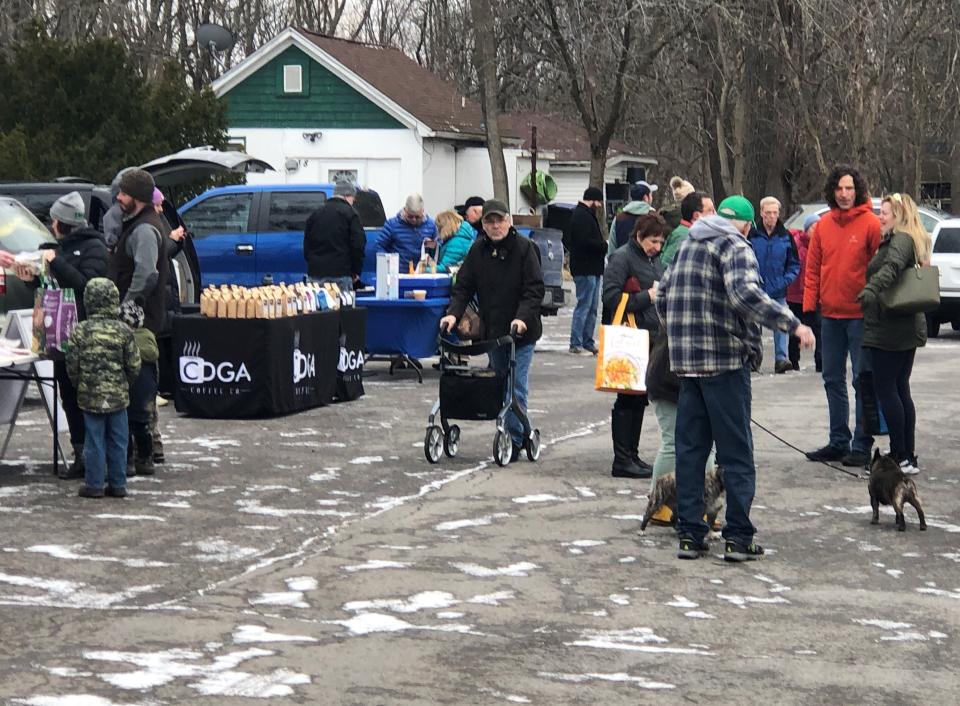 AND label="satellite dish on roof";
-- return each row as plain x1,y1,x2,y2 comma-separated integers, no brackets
196,23,235,53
